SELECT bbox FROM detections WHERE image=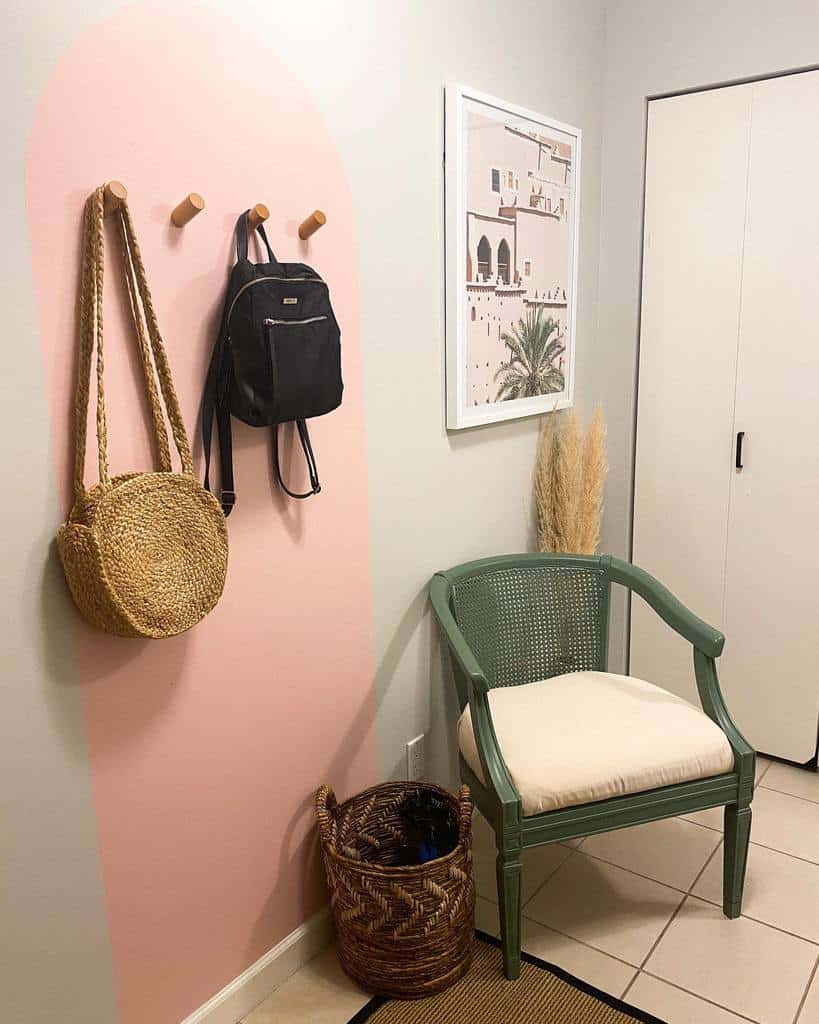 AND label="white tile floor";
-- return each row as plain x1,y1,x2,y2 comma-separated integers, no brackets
244,758,819,1024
